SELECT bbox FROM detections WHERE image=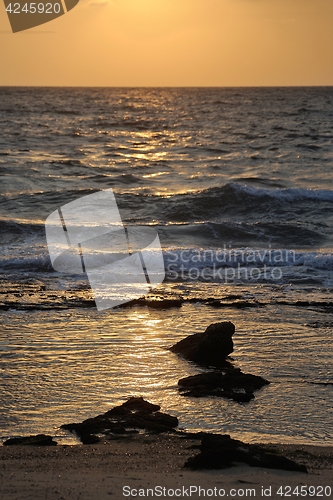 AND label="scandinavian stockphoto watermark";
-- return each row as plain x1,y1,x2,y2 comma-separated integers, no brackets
45,188,165,311
3,0,79,33
166,247,297,282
